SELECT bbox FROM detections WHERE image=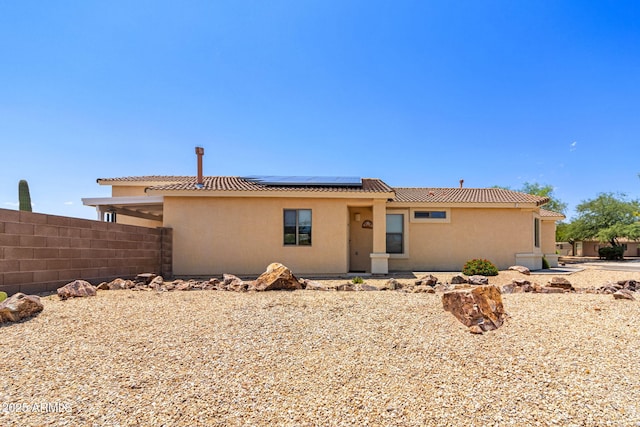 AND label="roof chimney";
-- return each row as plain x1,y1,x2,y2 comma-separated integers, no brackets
195,147,204,188
459,179,464,188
